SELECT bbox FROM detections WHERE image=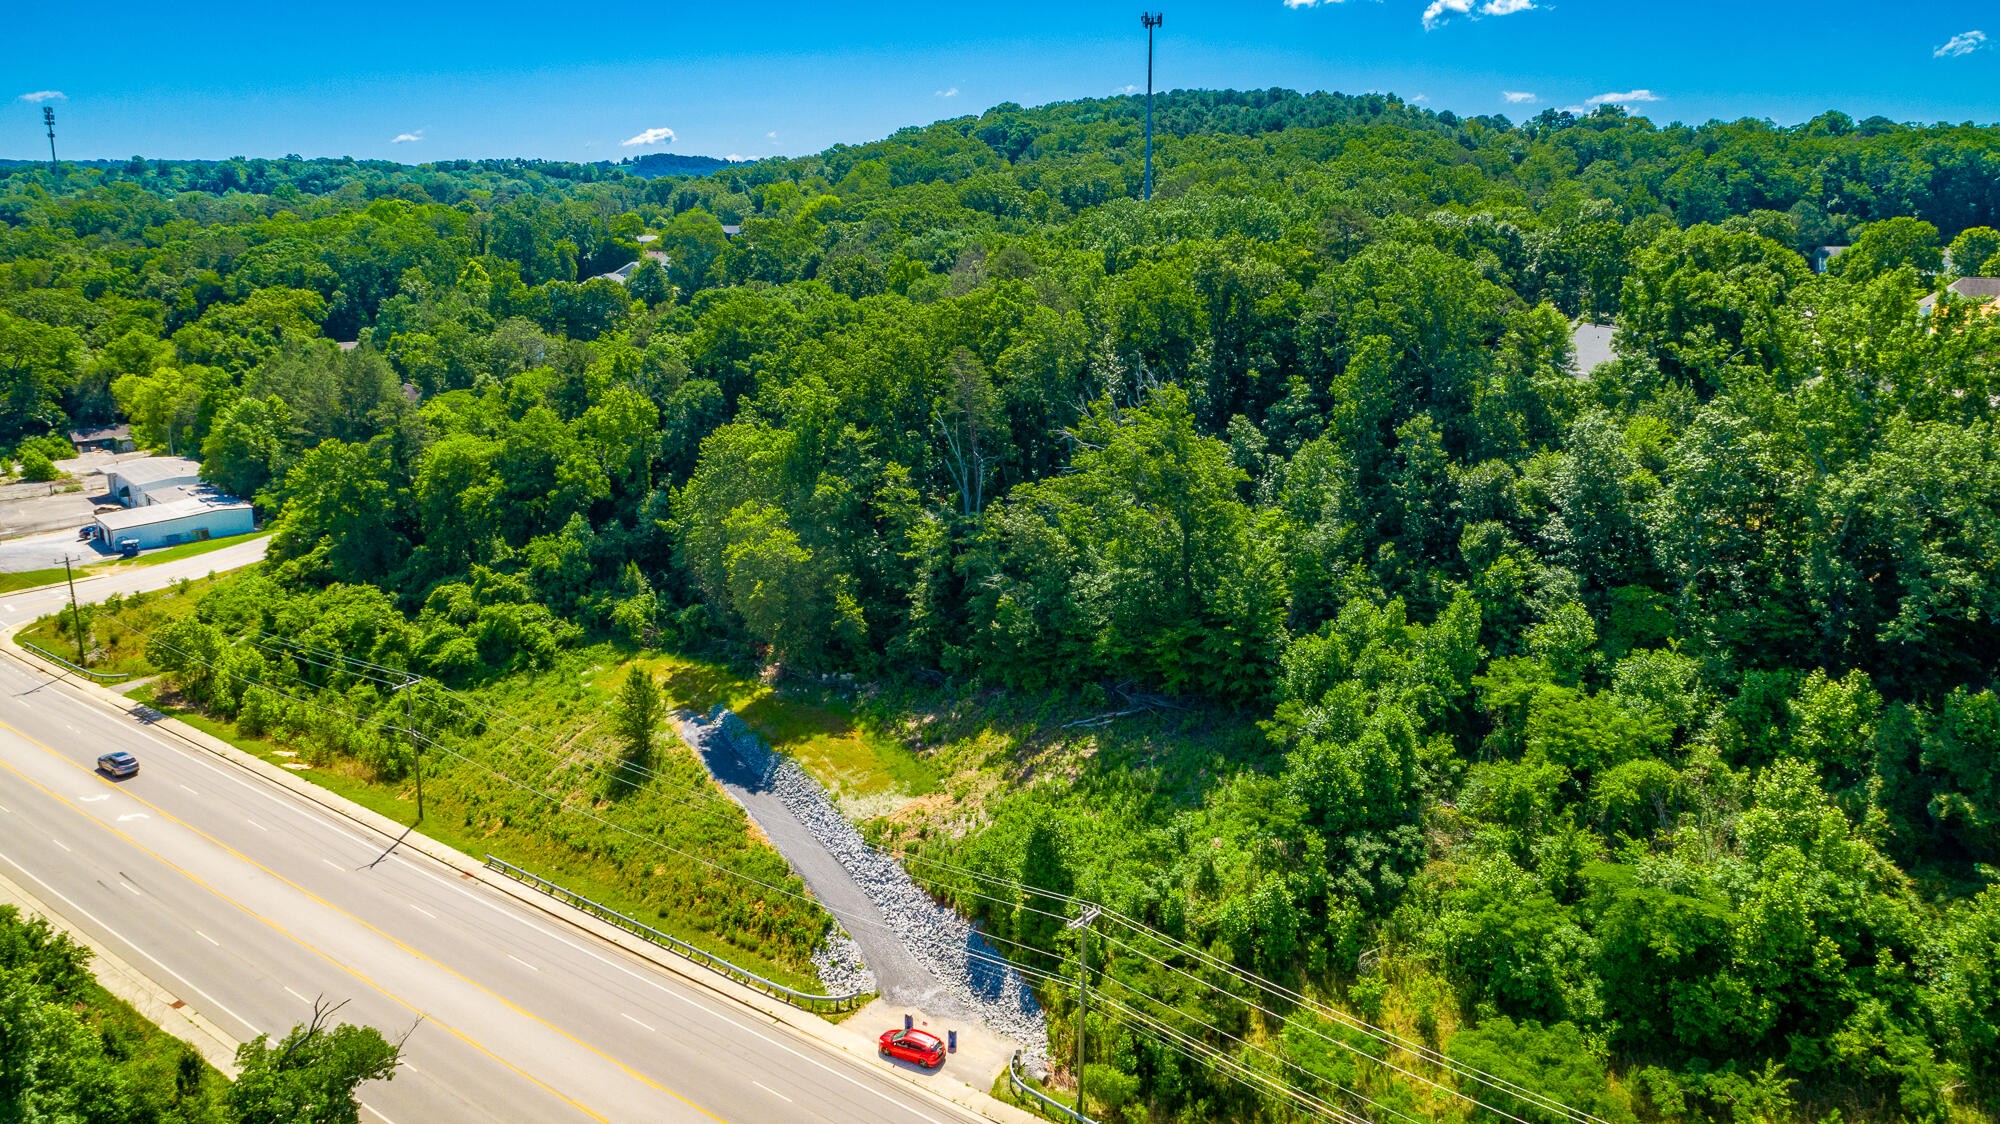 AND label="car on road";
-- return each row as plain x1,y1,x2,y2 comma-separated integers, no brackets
878,1028,945,1069
96,751,139,779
